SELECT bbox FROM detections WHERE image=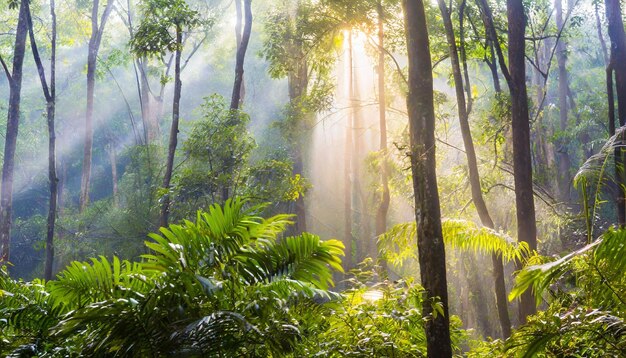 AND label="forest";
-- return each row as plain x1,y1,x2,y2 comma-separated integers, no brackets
0,0,625,356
